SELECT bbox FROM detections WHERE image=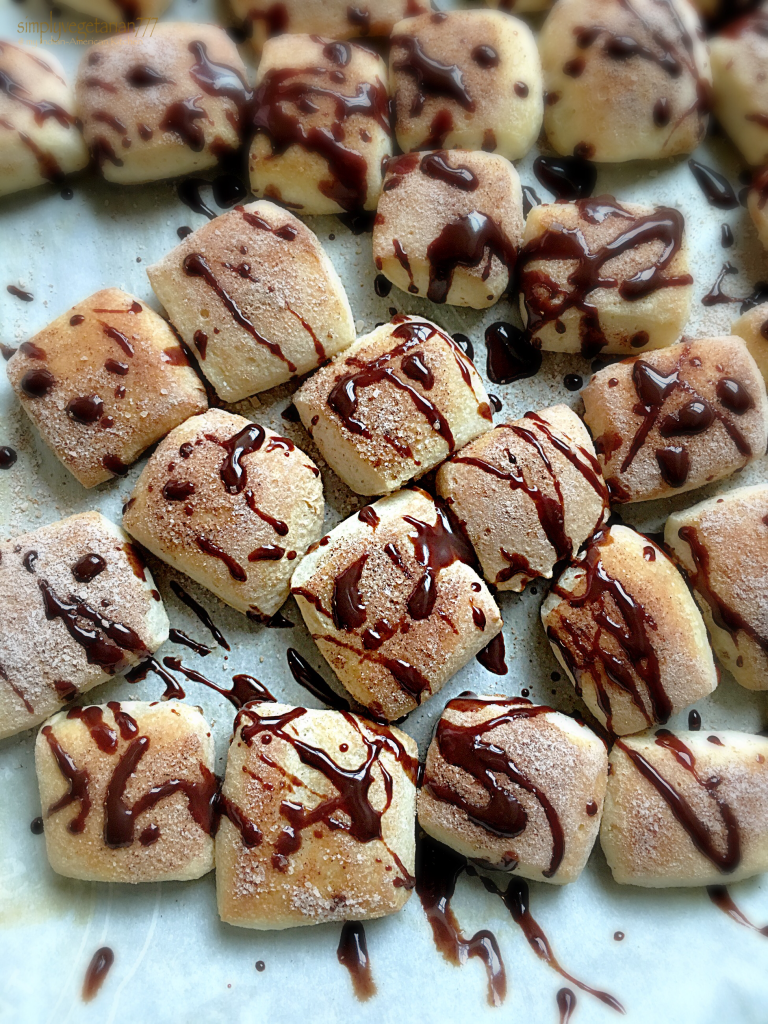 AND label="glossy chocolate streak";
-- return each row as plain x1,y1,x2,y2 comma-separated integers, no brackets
217,422,266,493
476,632,507,674
43,725,91,832
337,921,376,1001
333,554,369,630
688,160,739,210
286,647,351,711
101,321,134,357
125,656,186,700
552,532,669,730
161,97,208,151
524,412,609,503
82,947,114,1002
188,41,251,125
67,706,119,754
39,579,146,671
485,322,542,384
558,988,577,1024
618,733,741,872
169,628,211,656
707,885,768,937
403,504,476,621
196,536,247,581
0,69,74,127
184,254,296,369
678,525,768,653
482,873,624,1012
392,35,474,115
104,735,218,848
236,706,416,881
245,490,289,536
420,152,479,191
170,579,230,650
126,64,173,88
416,837,506,1007
518,197,691,356
533,156,596,201
251,65,390,211
427,698,565,876
162,656,275,707
426,211,517,304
